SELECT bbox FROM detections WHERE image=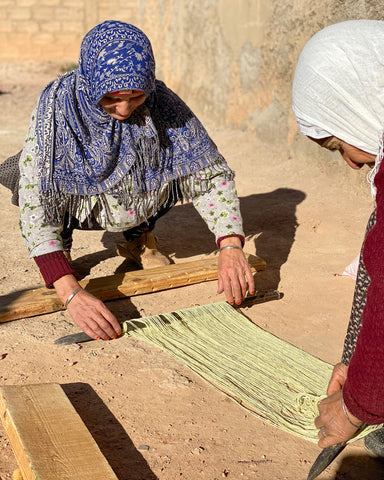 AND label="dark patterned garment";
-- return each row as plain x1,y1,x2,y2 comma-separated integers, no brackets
341,210,376,365
343,158,384,423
